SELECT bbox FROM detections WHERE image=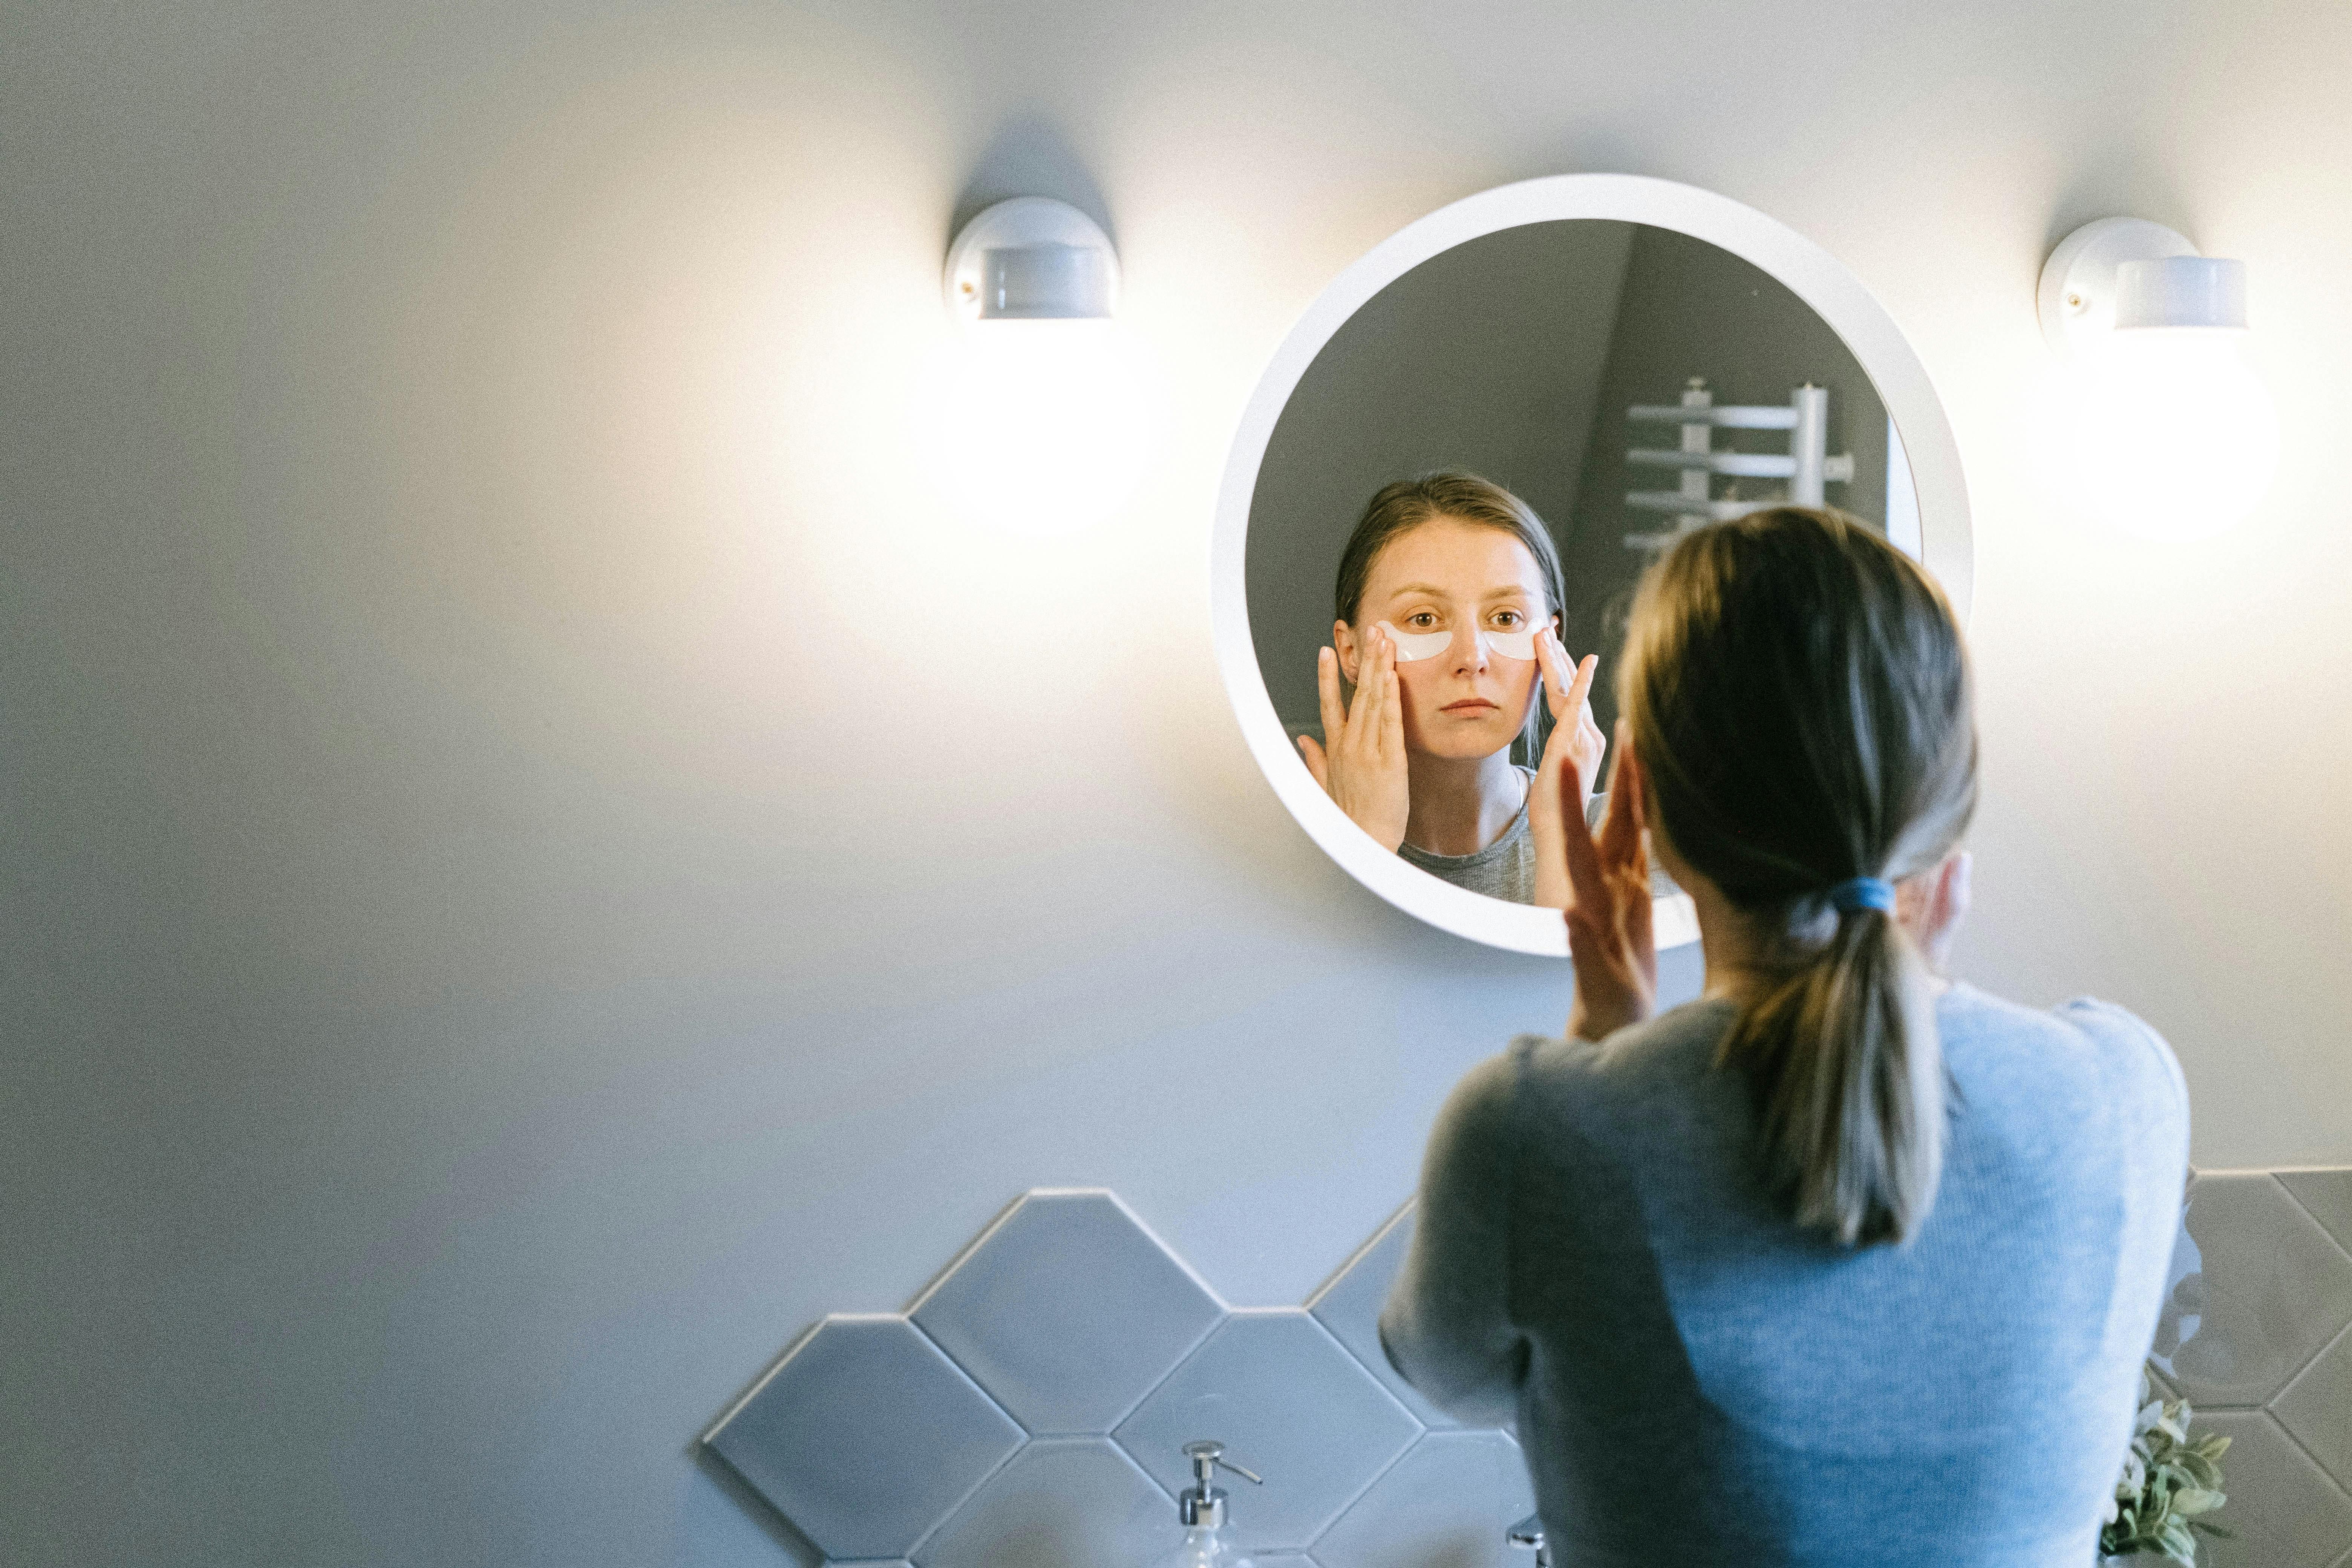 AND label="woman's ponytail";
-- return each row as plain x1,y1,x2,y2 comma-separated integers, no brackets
1618,508,1976,1248
1722,904,1943,1245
